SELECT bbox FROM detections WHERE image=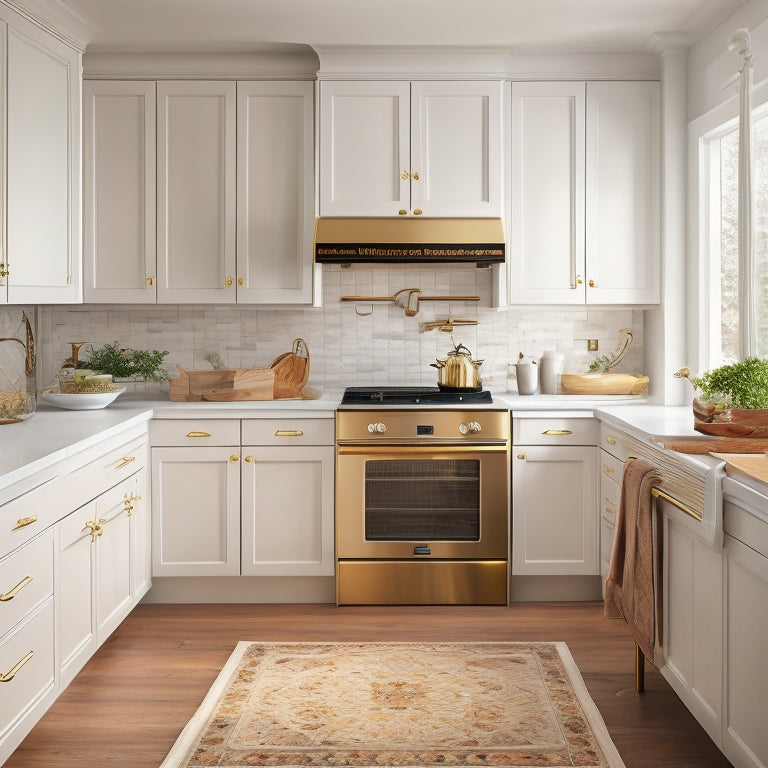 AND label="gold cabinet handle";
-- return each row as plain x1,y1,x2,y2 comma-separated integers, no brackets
11,516,37,532
542,429,573,436
186,431,211,438
146,277,154,286
412,171,420,181
602,464,616,474
123,492,142,516
0,575,33,602
413,209,423,216
574,274,583,287
588,279,596,288
229,455,239,463
605,435,617,446
225,277,233,287
85,520,104,542
0,650,34,683
517,453,526,460
401,170,410,180
115,456,135,470
274,430,304,437
398,209,408,216
244,455,254,463
237,277,244,286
